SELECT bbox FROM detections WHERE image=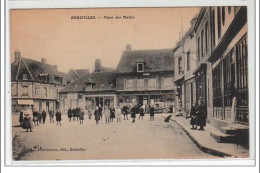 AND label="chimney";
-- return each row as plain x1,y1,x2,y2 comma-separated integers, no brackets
41,58,47,64
53,65,57,70
95,59,101,72
14,50,21,63
126,44,131,51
